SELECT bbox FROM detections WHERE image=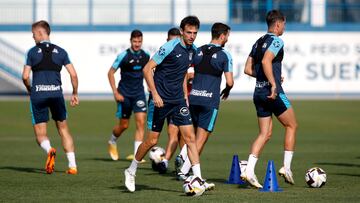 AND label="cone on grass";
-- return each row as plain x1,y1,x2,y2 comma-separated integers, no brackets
259,160,282,192
225,155,246,184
